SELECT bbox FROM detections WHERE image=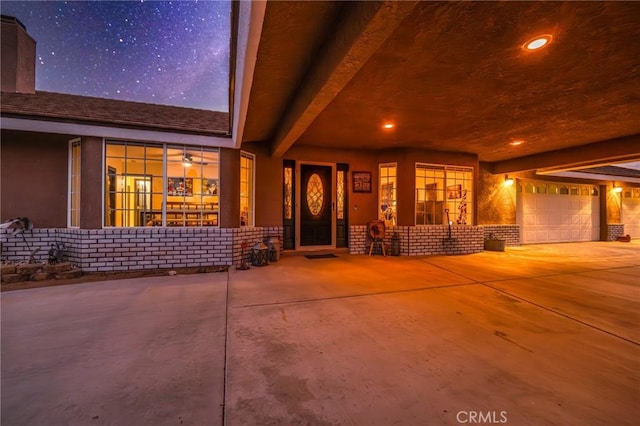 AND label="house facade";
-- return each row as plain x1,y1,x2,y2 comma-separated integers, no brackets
1,5,639,273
